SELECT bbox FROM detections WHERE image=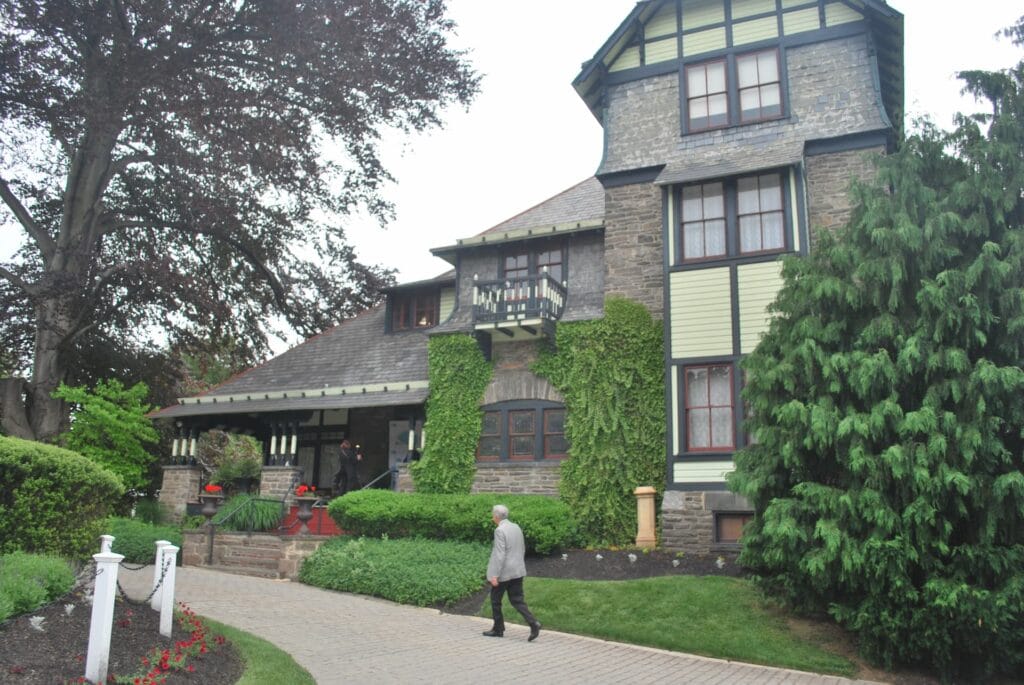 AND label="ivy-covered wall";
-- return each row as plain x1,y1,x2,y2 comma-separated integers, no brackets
411,334,492,493
534,297,665,546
